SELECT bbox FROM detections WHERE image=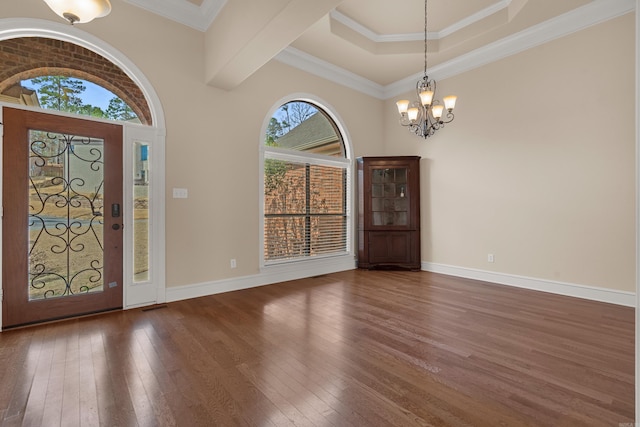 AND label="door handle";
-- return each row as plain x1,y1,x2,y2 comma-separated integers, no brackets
112,224,121,230
111,203,121,217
